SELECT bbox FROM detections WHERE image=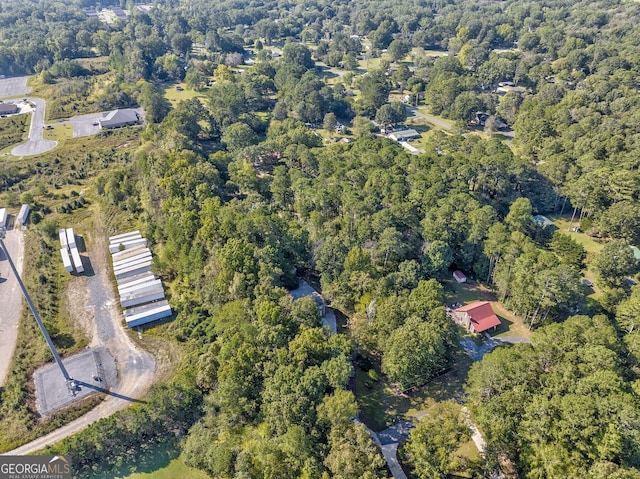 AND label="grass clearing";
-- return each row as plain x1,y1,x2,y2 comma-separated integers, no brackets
87,440,209,479
355,352,473,431
0,114,28,150
162,82,207,105
550,216,605,257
